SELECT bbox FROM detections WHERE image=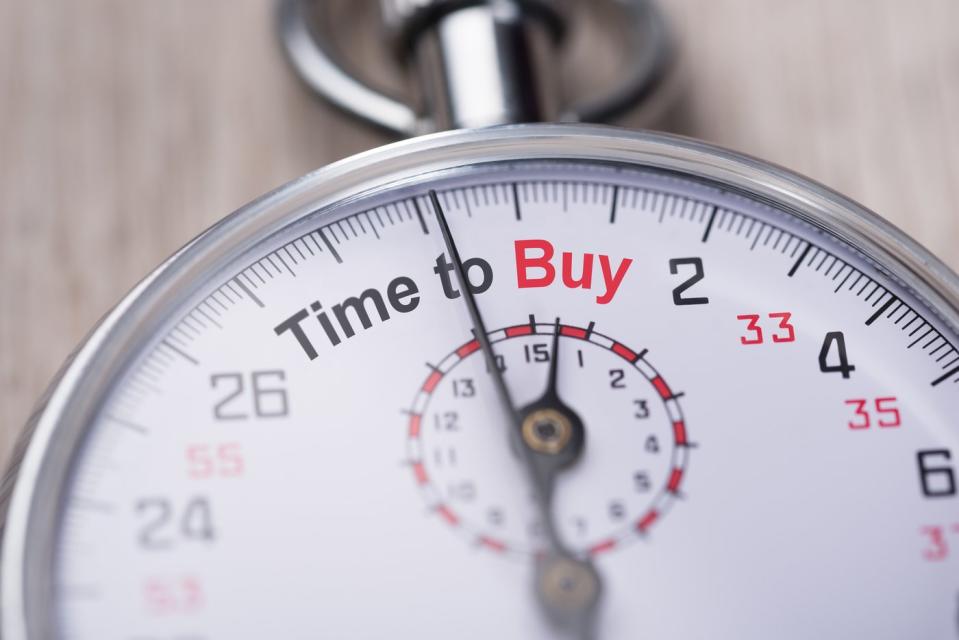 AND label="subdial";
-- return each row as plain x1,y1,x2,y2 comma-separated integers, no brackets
405,320,691,557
